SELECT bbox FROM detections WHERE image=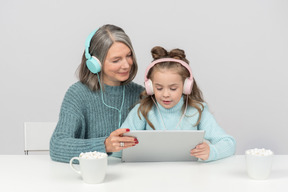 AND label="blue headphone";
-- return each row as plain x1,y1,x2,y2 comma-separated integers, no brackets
85,28,126,129
85,29,101,74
